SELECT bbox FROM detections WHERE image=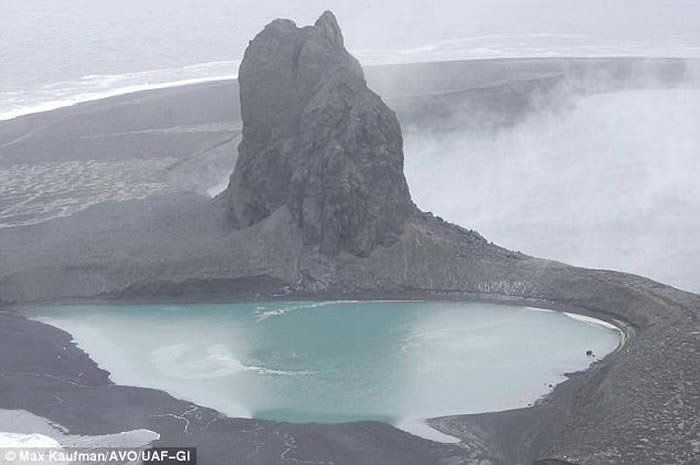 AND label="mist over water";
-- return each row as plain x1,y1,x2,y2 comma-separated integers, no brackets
405,89,700,292
34,302,620,440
